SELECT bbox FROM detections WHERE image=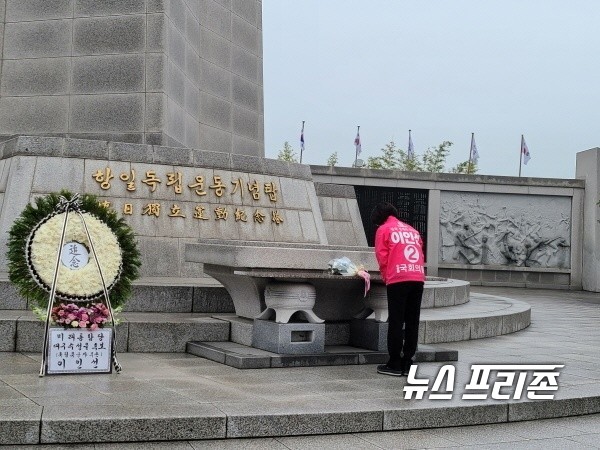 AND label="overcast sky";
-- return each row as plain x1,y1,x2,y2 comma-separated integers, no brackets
262,0,600,179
